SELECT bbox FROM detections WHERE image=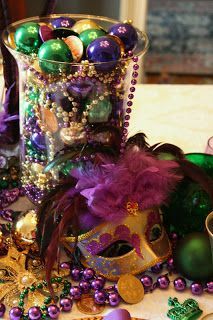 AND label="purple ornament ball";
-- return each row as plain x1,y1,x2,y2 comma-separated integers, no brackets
47,304,60,319
91,278,105,290
51,17,75,29
86,36,121,72
79,280,91,293
70,286,82,300
206,281,213,293
9,307,23,320
108,22,138,52
71,266,82,281
108,292,121,307
190,282,203,295
60,297,73,312
140,274,153,291
0,303,6,317
151,263,163,274
94,289,107,305
83,267,95,280
157,275,170,289
28,306,42,320
174,277,187,291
